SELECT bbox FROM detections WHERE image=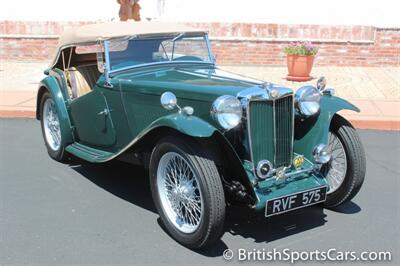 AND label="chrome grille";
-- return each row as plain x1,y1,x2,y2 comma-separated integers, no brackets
248,95,294,168
274,95,294,167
